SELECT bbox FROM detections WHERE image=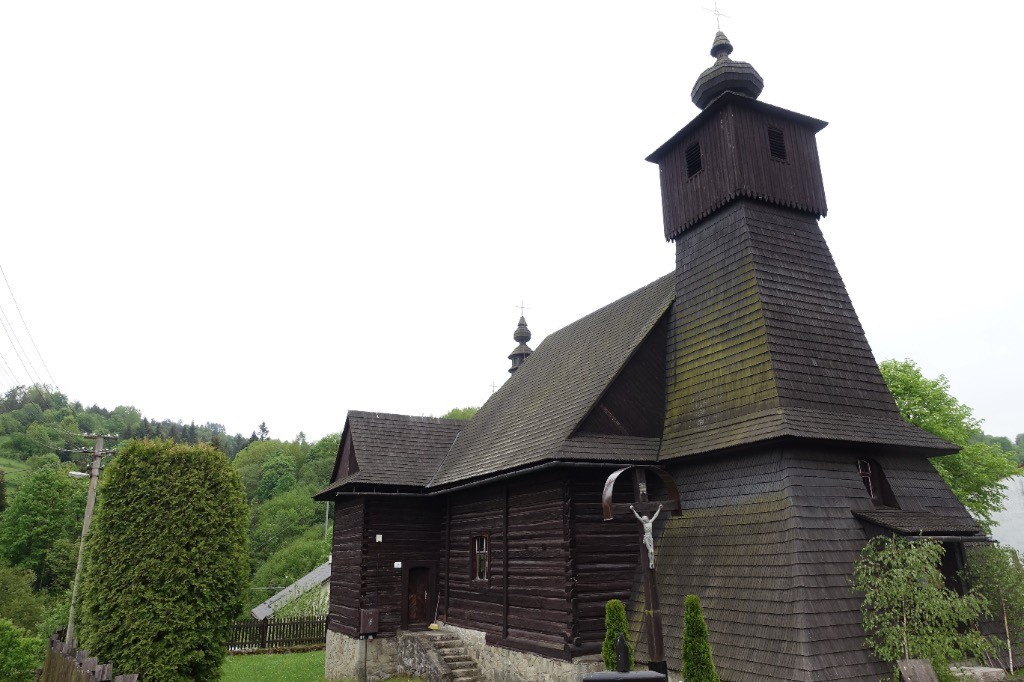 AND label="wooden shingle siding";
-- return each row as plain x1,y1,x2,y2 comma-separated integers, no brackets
661,200,954,460
329,497,364,635
632,447,891,681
